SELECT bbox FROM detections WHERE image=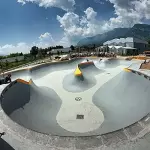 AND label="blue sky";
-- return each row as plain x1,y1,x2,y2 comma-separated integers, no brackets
0,0,150,55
